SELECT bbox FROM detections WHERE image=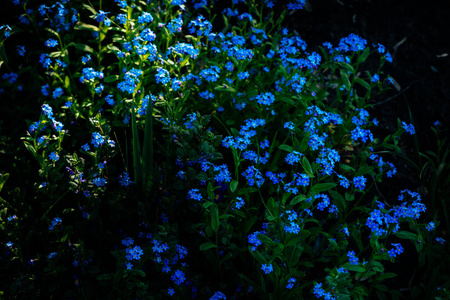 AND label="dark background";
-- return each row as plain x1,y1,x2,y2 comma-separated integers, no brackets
287,0,450,134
